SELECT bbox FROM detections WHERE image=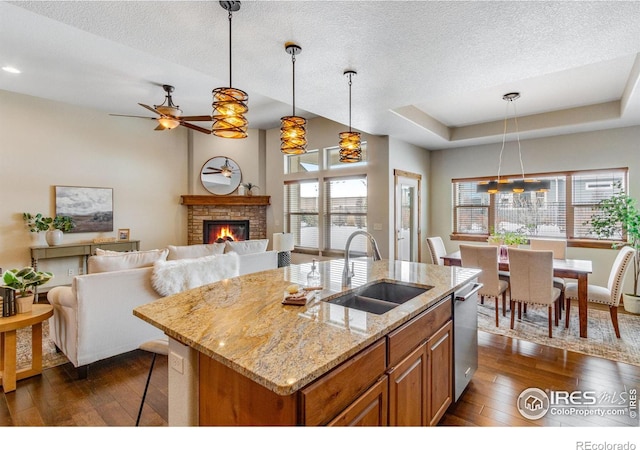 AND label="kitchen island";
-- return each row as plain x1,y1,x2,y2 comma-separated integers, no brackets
133,258,480,426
